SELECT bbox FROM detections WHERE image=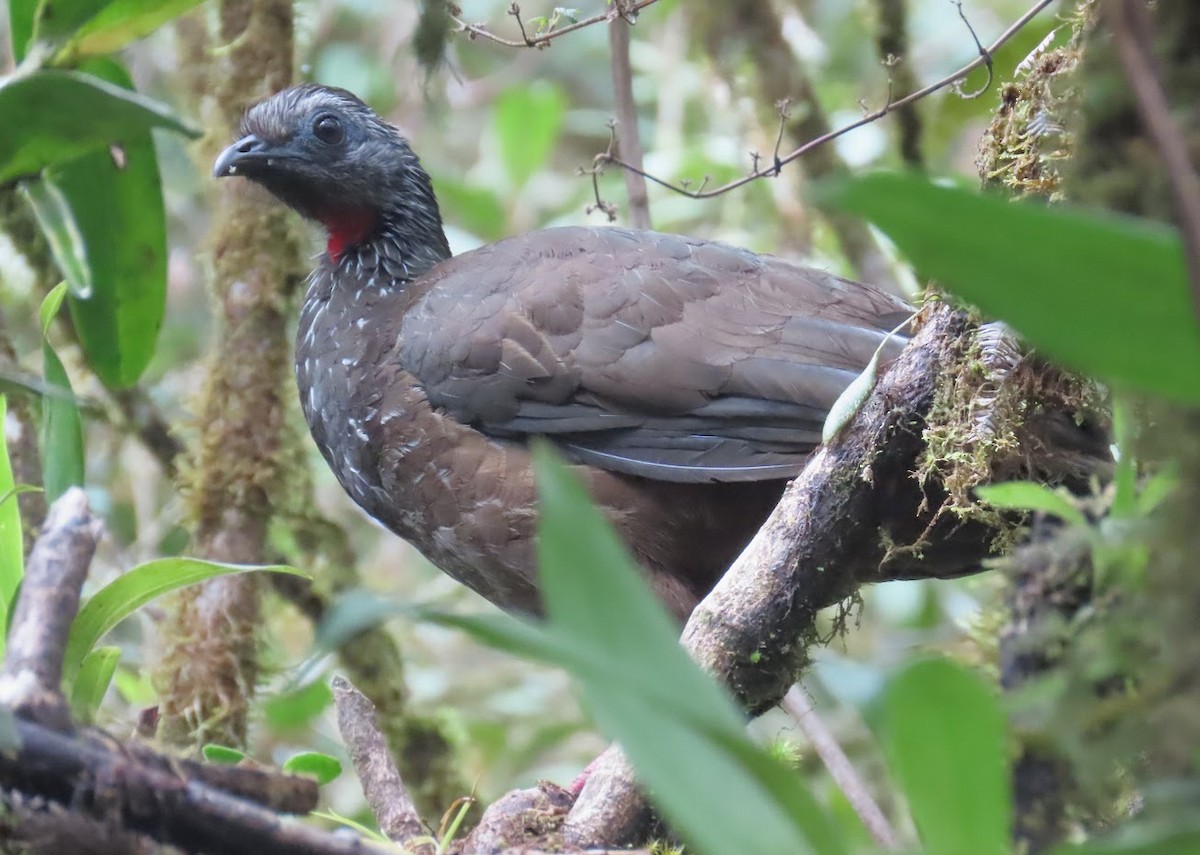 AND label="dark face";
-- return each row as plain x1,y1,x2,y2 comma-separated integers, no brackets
213,84,426,225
